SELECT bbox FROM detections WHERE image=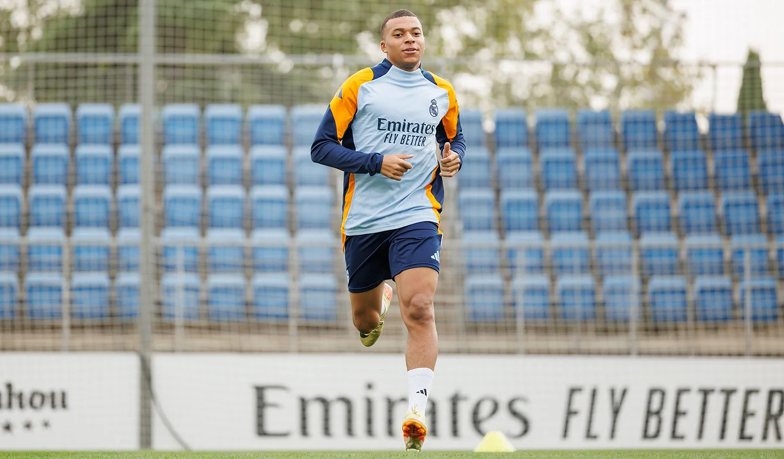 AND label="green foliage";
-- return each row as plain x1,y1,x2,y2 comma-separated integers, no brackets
736,49,767,122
